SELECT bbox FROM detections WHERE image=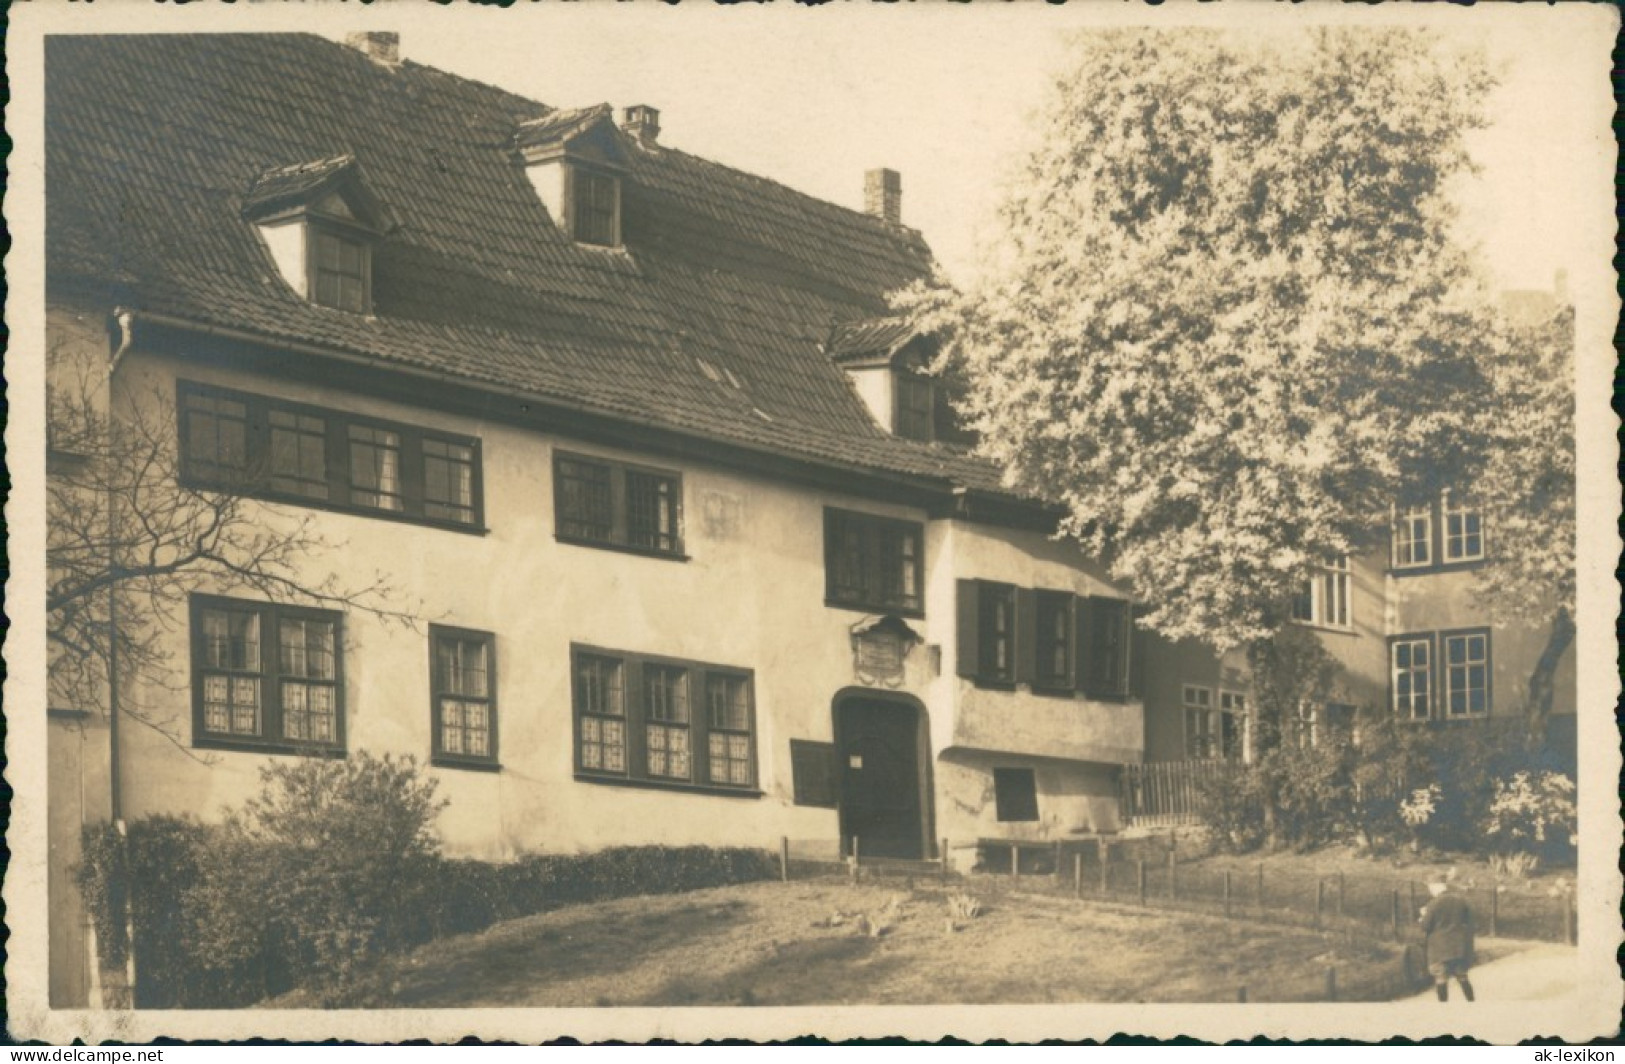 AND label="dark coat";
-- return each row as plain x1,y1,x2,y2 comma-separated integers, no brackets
1420,891,1475,964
